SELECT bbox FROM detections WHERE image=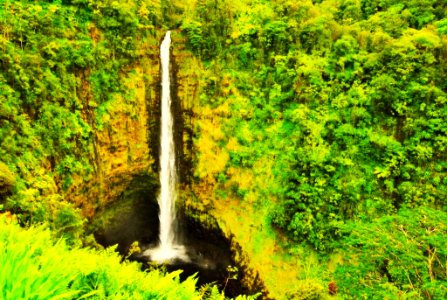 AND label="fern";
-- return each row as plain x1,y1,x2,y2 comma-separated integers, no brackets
0,217,248,299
